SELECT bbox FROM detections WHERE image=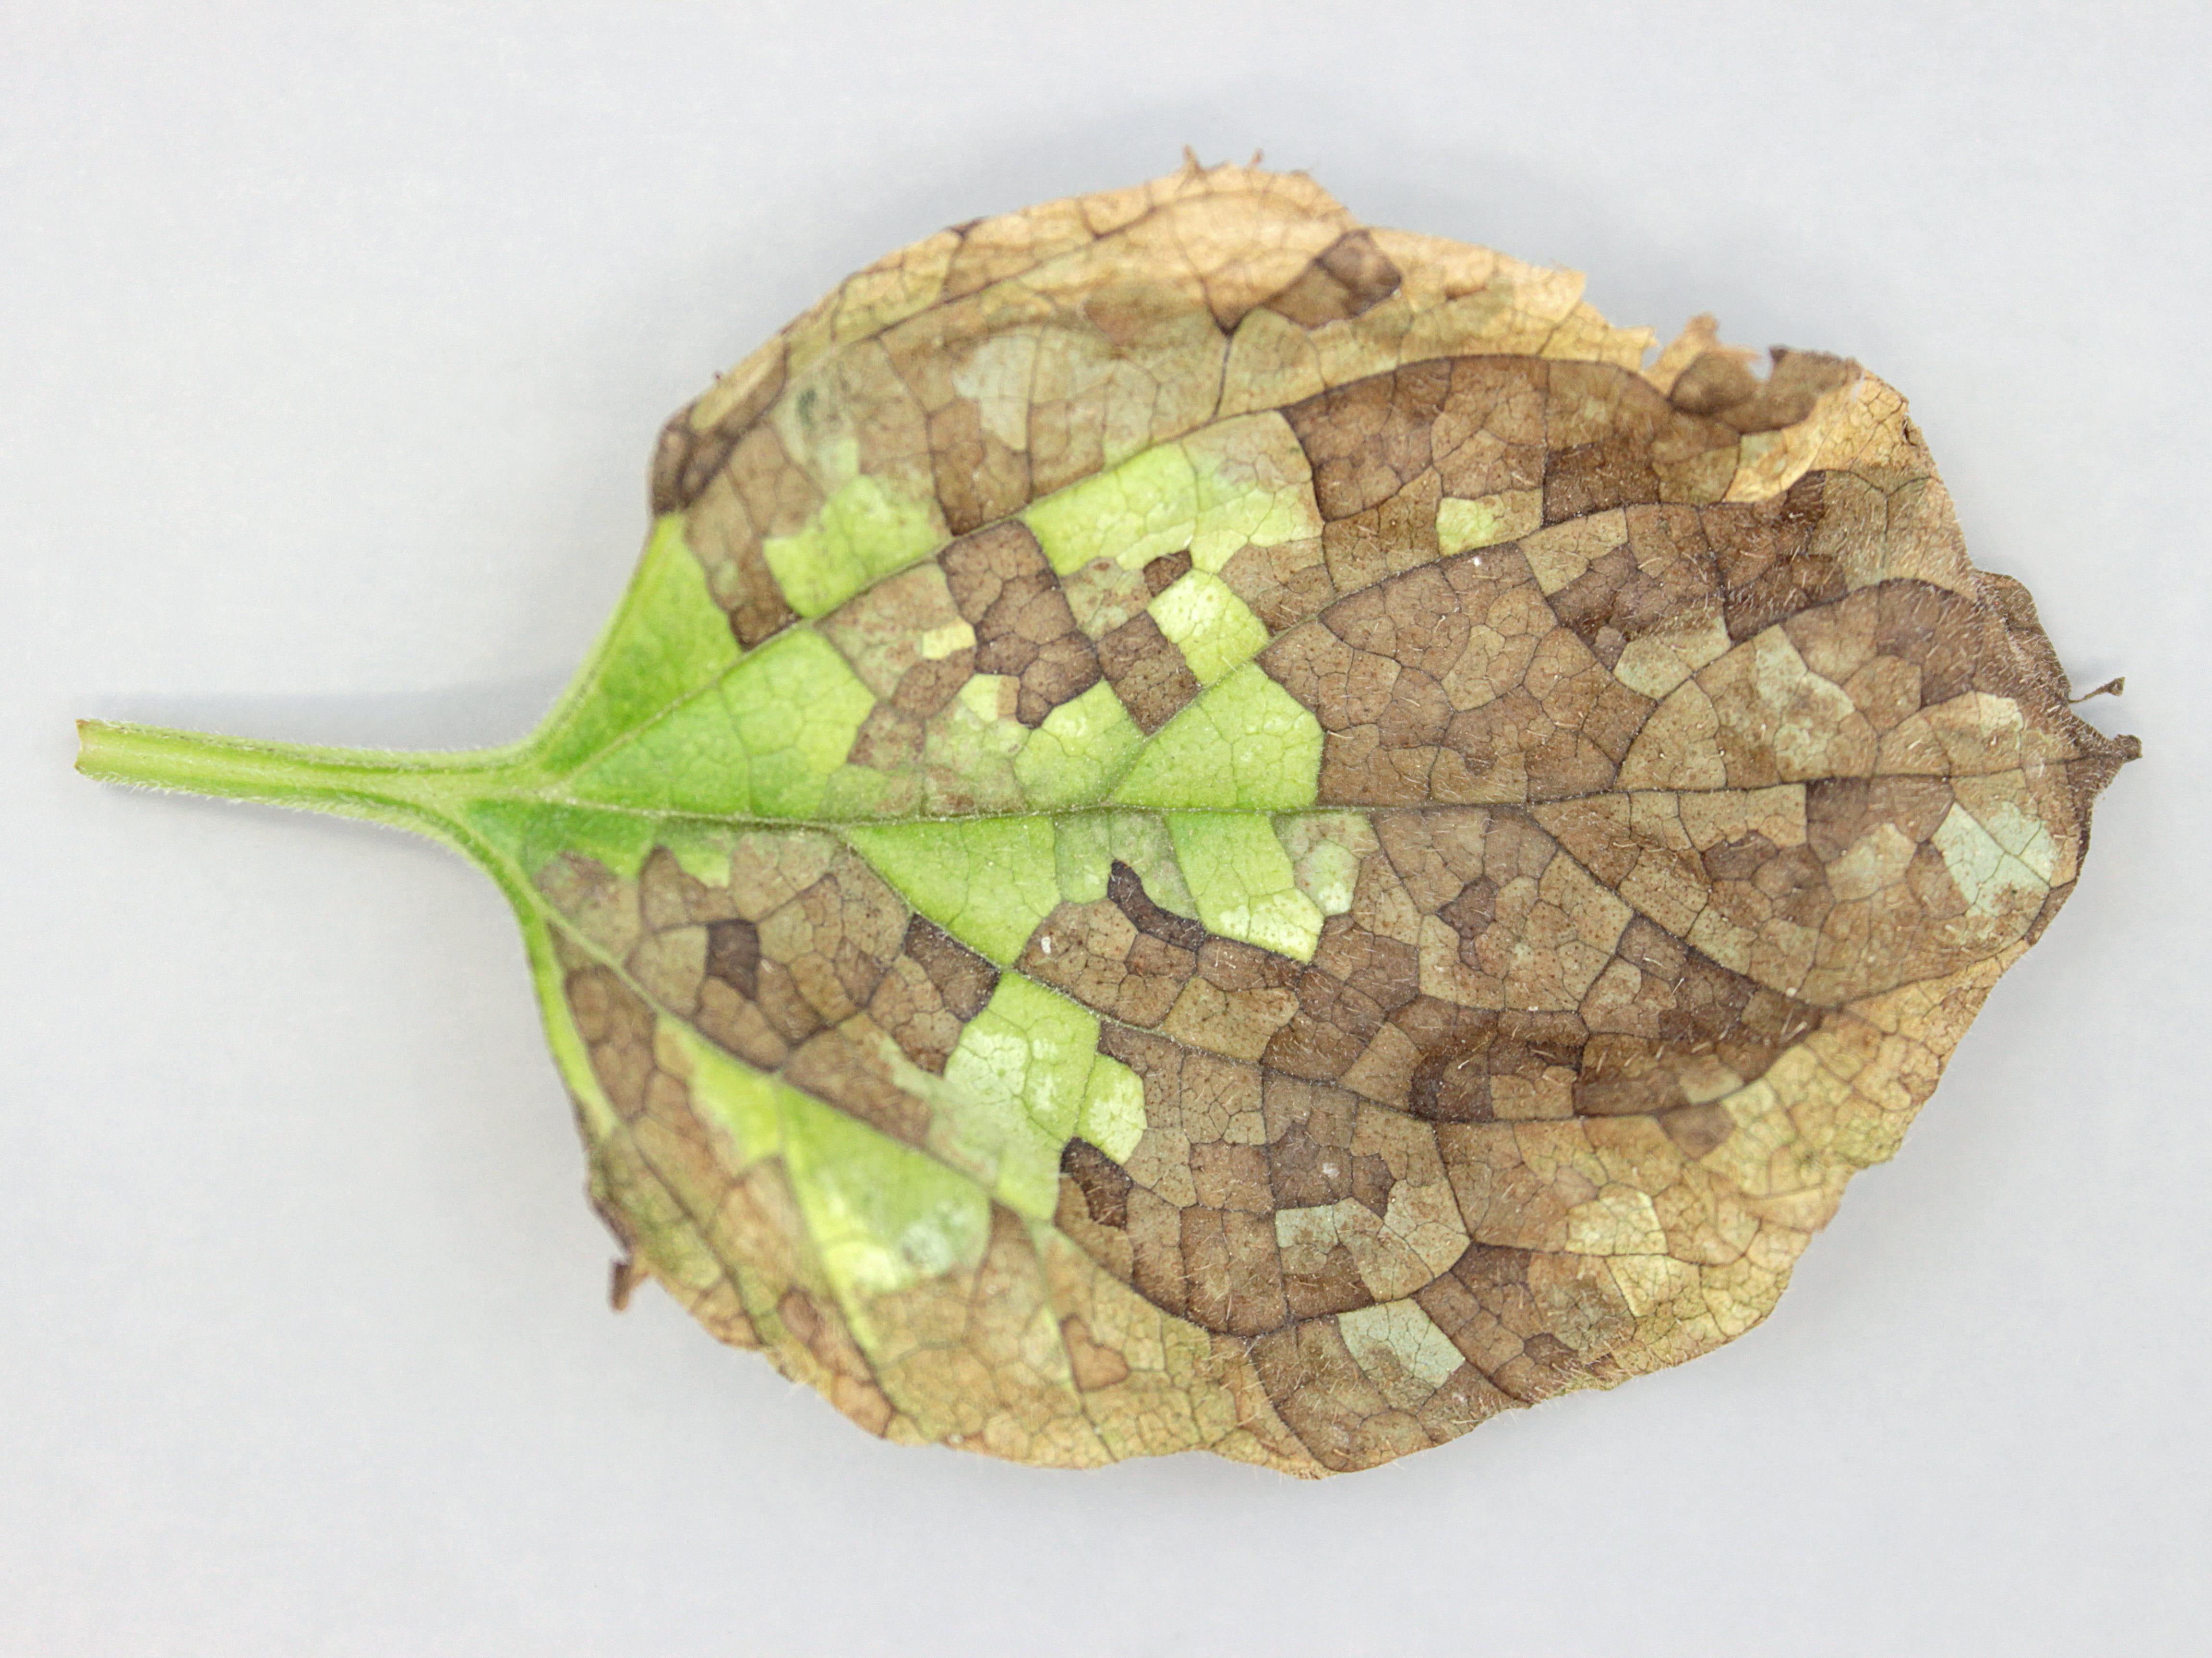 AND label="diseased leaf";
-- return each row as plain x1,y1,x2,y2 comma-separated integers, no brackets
79,160,2138,1476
